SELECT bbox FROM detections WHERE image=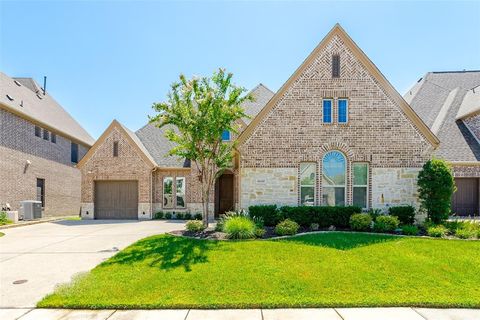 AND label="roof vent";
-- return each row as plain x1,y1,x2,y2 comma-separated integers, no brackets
417,77,423,83
14,80,22,87
36,93,43,100
6,94,14,101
